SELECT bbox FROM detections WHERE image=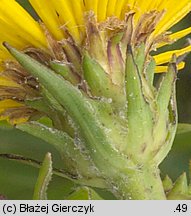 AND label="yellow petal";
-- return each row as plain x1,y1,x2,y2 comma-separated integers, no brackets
29,0,64,40
0,99,28,124
155,62,185,73
106,0,117,17
0,0,47,48
154,0,191,36
10,117,29,125
169,27,191,42
48,0,80,42
84,0,99,16
115,0,126,18
97,0,108,21
157,27,191,49
0,77,20,88
69,0,85,26
154,45,191,65
0,99,23,109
